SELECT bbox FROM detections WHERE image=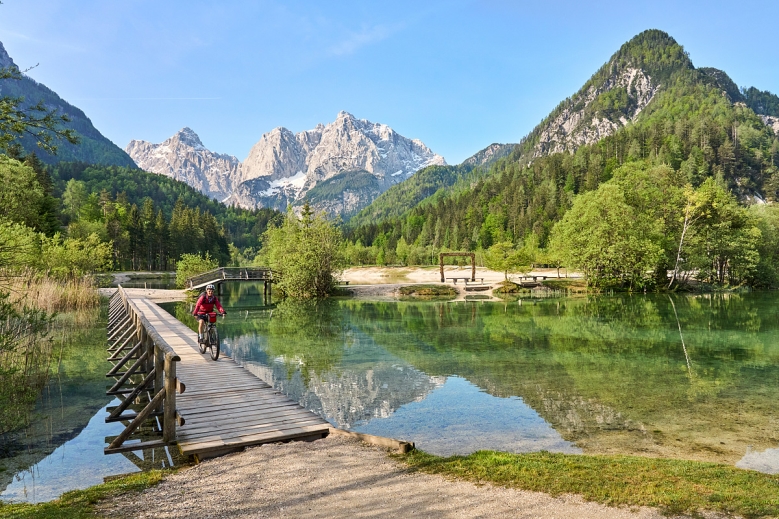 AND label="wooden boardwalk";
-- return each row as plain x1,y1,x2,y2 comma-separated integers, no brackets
127,295,331,459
